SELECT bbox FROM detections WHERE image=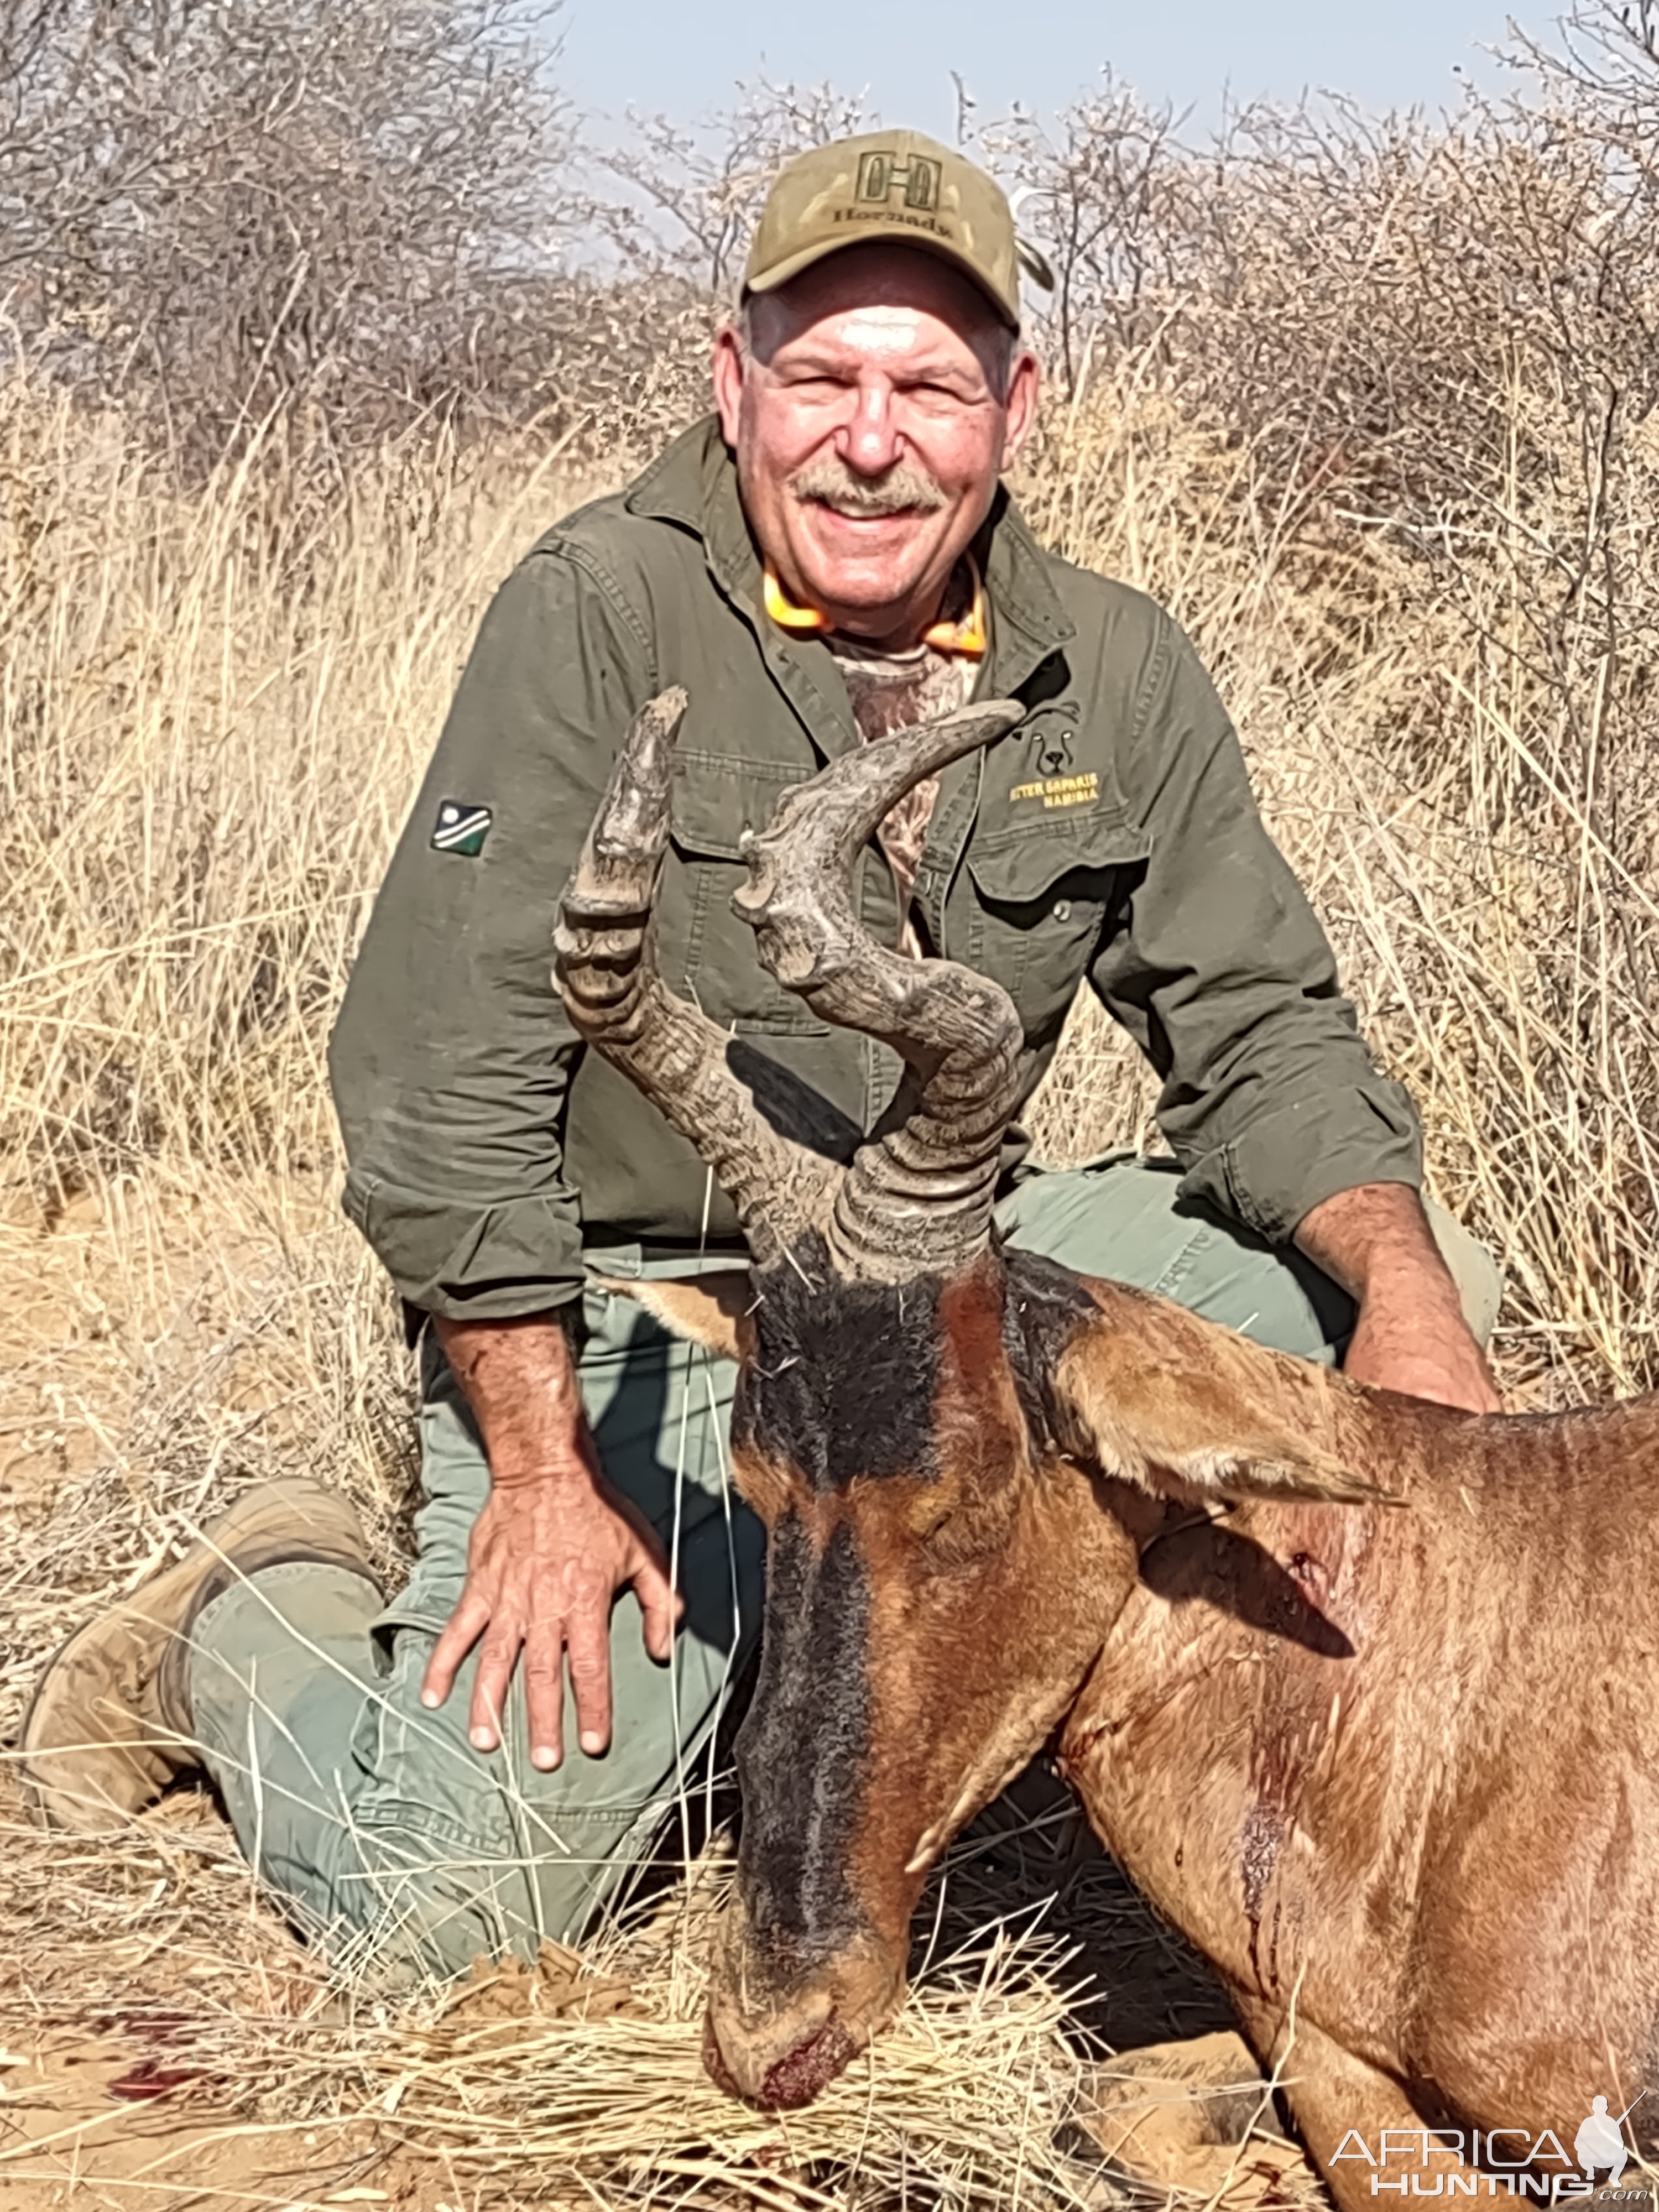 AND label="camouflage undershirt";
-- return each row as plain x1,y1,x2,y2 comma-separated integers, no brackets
826,597,974,957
